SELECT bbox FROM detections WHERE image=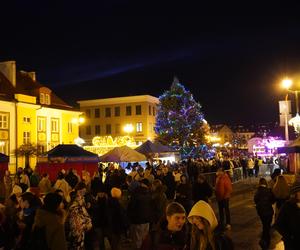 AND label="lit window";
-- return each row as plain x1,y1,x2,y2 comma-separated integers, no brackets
45,94,51,105
0,114,8,129
37,117,46,132
68,122,73,133
136,122,142,132
40,93,45,104
23,131,30,144
51,119,59,132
